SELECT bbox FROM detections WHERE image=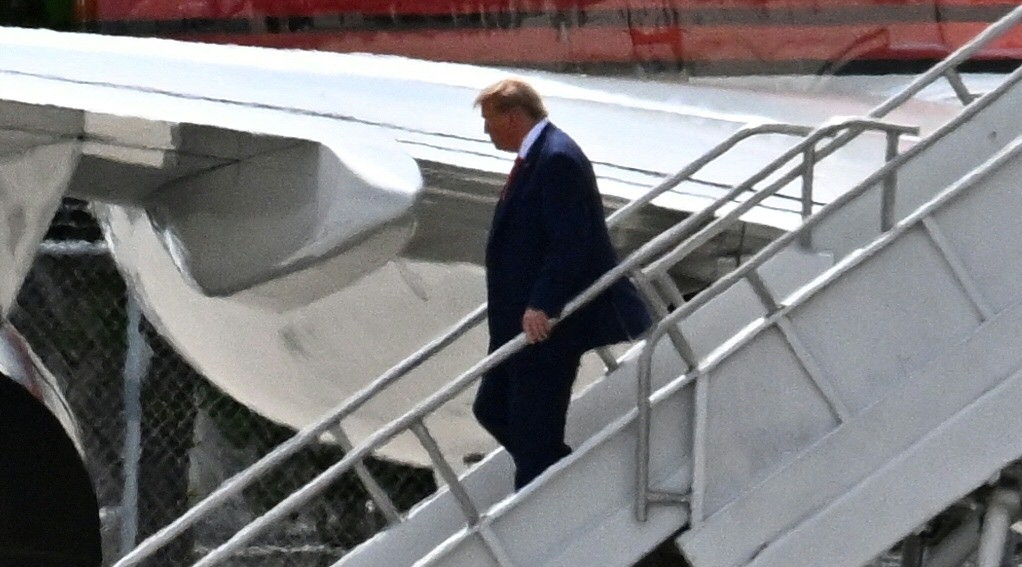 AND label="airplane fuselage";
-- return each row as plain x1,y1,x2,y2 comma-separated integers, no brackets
71,0,1022,74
